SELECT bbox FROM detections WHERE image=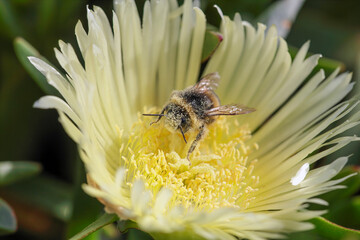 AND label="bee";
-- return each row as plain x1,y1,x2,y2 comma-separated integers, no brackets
143,72,255,160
